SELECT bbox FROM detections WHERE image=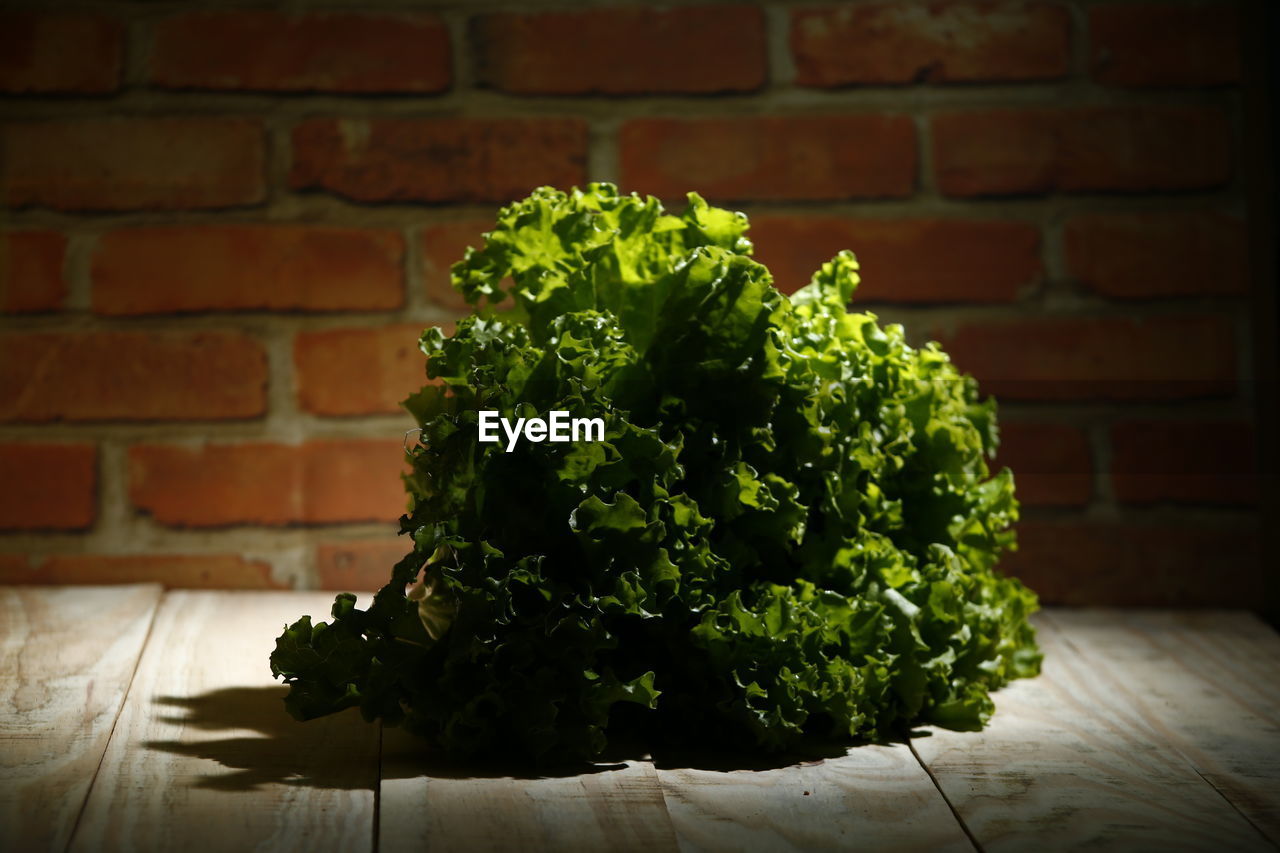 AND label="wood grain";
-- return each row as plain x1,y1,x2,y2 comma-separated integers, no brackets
912,612,1273,851
0,584,161,853
7,587,1278,852
68,591,381,853
1045,609,1280,846
379,727,680,852
656,743,972,852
